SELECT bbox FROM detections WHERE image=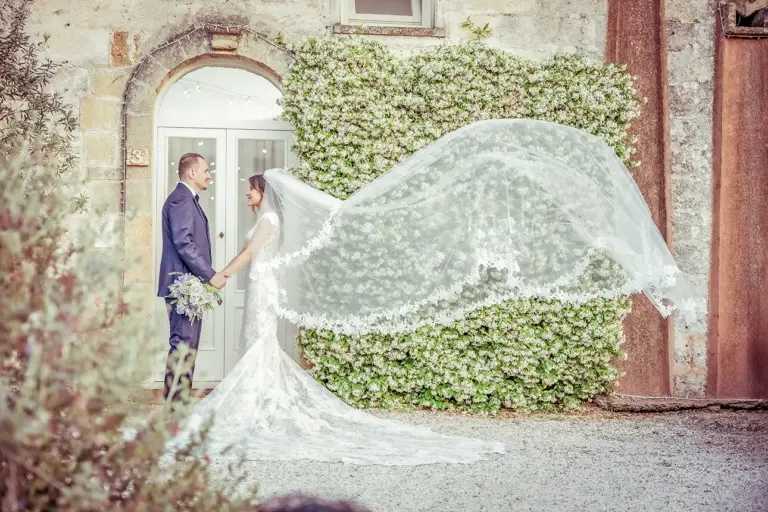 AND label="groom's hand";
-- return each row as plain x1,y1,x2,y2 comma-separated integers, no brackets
209,272,227,290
